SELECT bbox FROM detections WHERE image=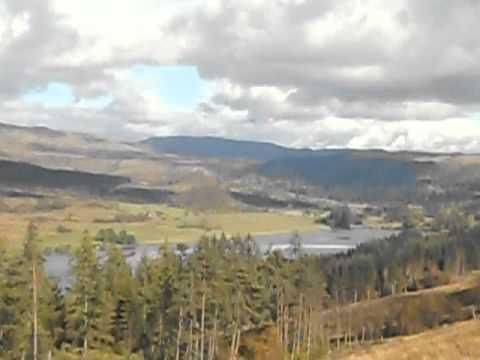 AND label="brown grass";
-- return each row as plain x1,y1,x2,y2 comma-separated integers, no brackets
0,196,319,251
333,319,480,360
